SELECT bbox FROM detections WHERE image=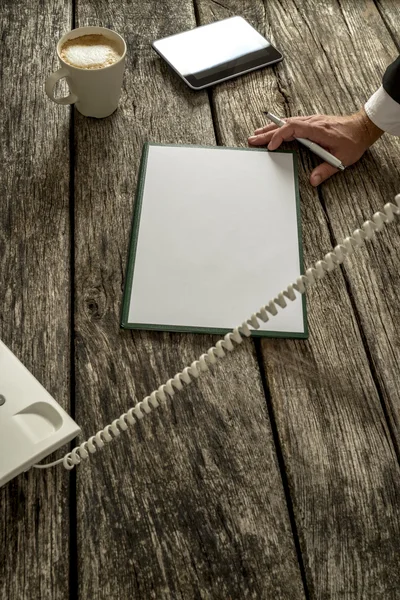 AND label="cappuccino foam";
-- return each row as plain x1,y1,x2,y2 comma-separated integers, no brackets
60,34,122,69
